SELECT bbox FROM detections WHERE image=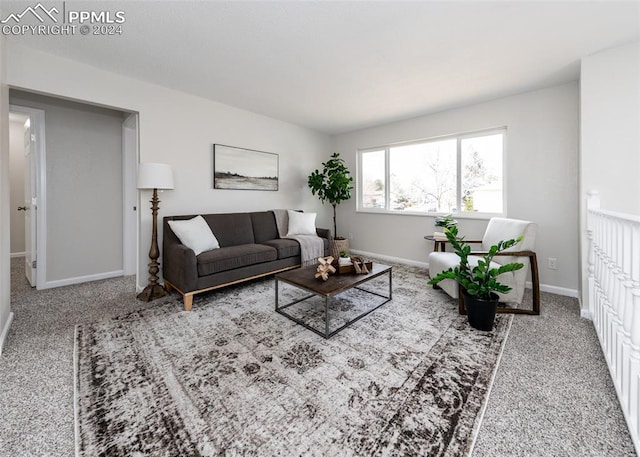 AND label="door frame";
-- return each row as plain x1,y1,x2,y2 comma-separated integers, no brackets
9,105,46,289
122,113,139,276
